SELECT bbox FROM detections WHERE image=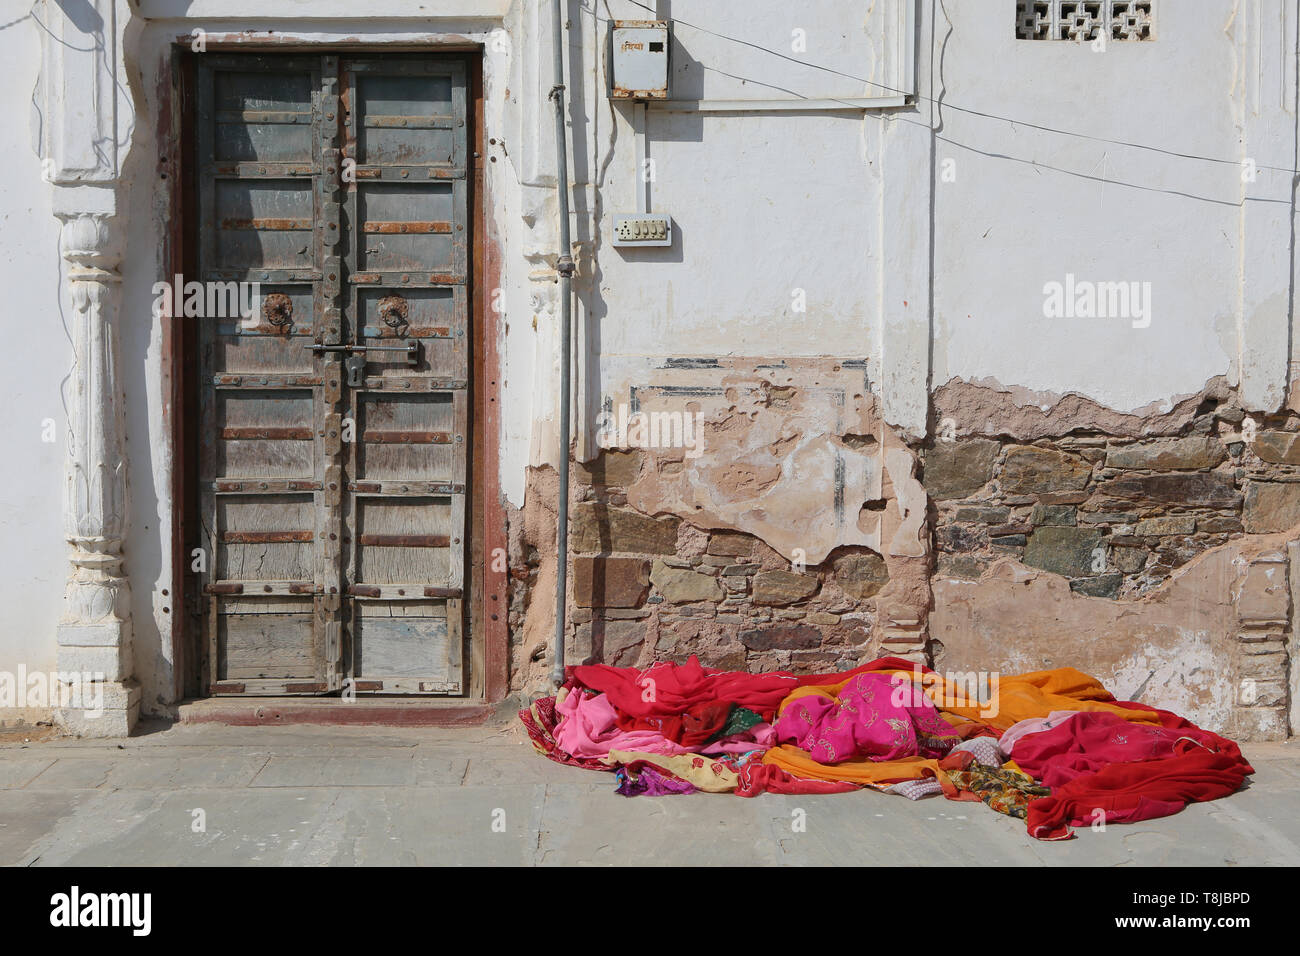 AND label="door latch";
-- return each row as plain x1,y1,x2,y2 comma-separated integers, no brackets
344,354,367,388
308,341,423,381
